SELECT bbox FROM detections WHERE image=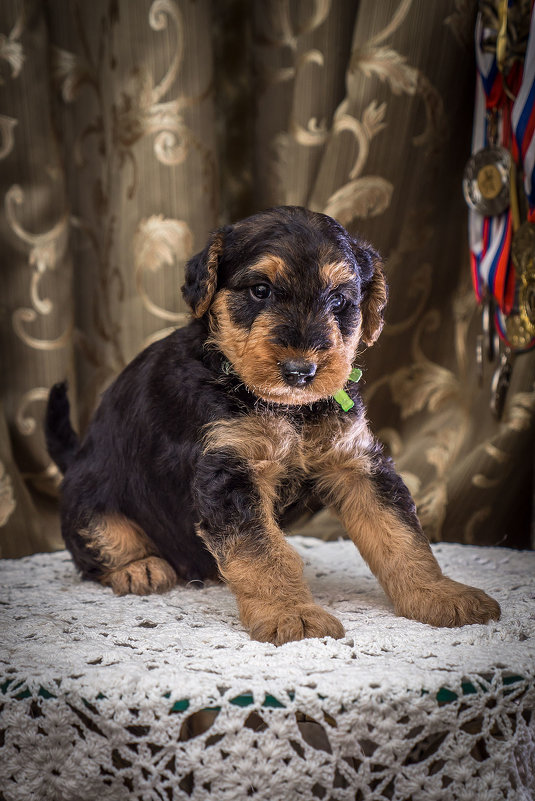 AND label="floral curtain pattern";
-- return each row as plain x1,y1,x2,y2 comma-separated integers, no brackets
0,0,533,558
